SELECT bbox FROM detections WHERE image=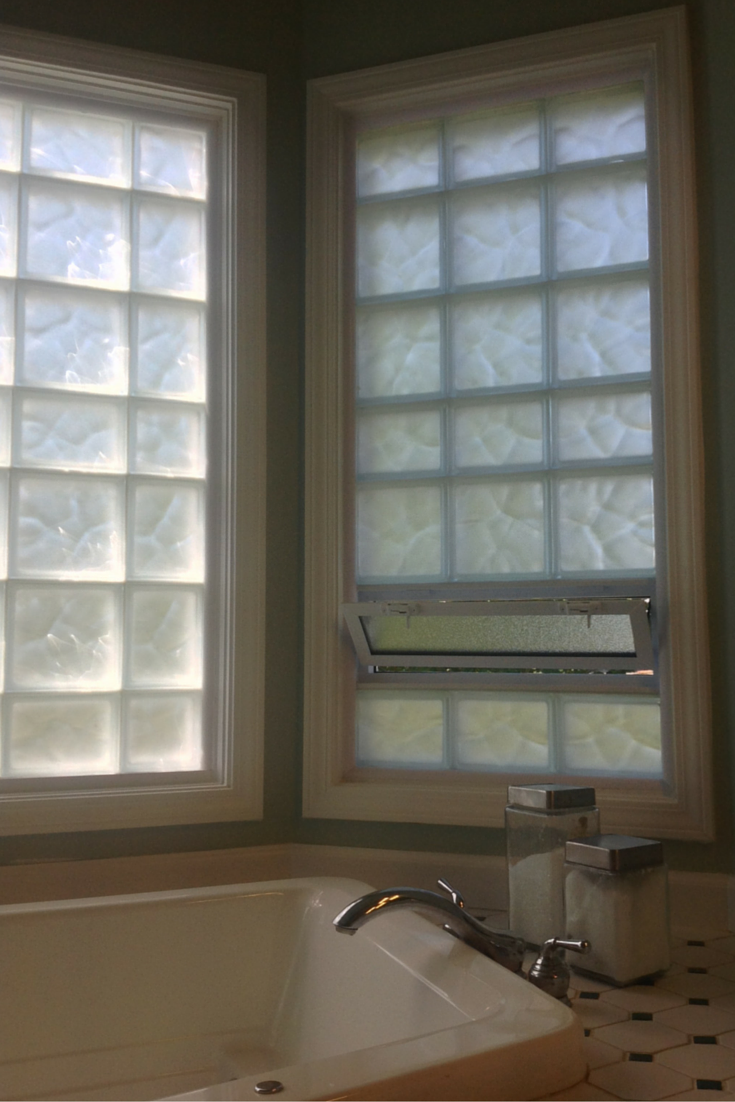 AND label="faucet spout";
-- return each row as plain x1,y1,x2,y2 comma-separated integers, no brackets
333,886,526,973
